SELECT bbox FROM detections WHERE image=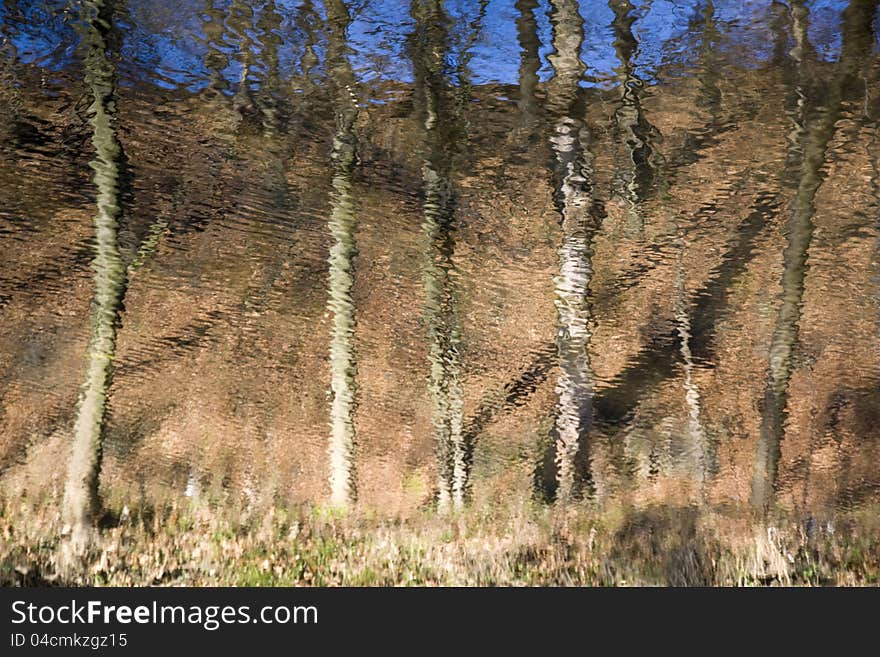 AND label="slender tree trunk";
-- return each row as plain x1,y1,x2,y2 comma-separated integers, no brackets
325,0,360,508
546,0,601,504
672,2,719,491
295,0,320,97
673,234,707,489
515,0,542,135
422,166,465,511
0,6,23,136
750,0,879,513
410,0,467,510
608,0,673,492
609,0,660,232
62,0,126,557
749,1,816,514
201,0,231,97
229,0,258,130
255,0,284,135
695,2,722,120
